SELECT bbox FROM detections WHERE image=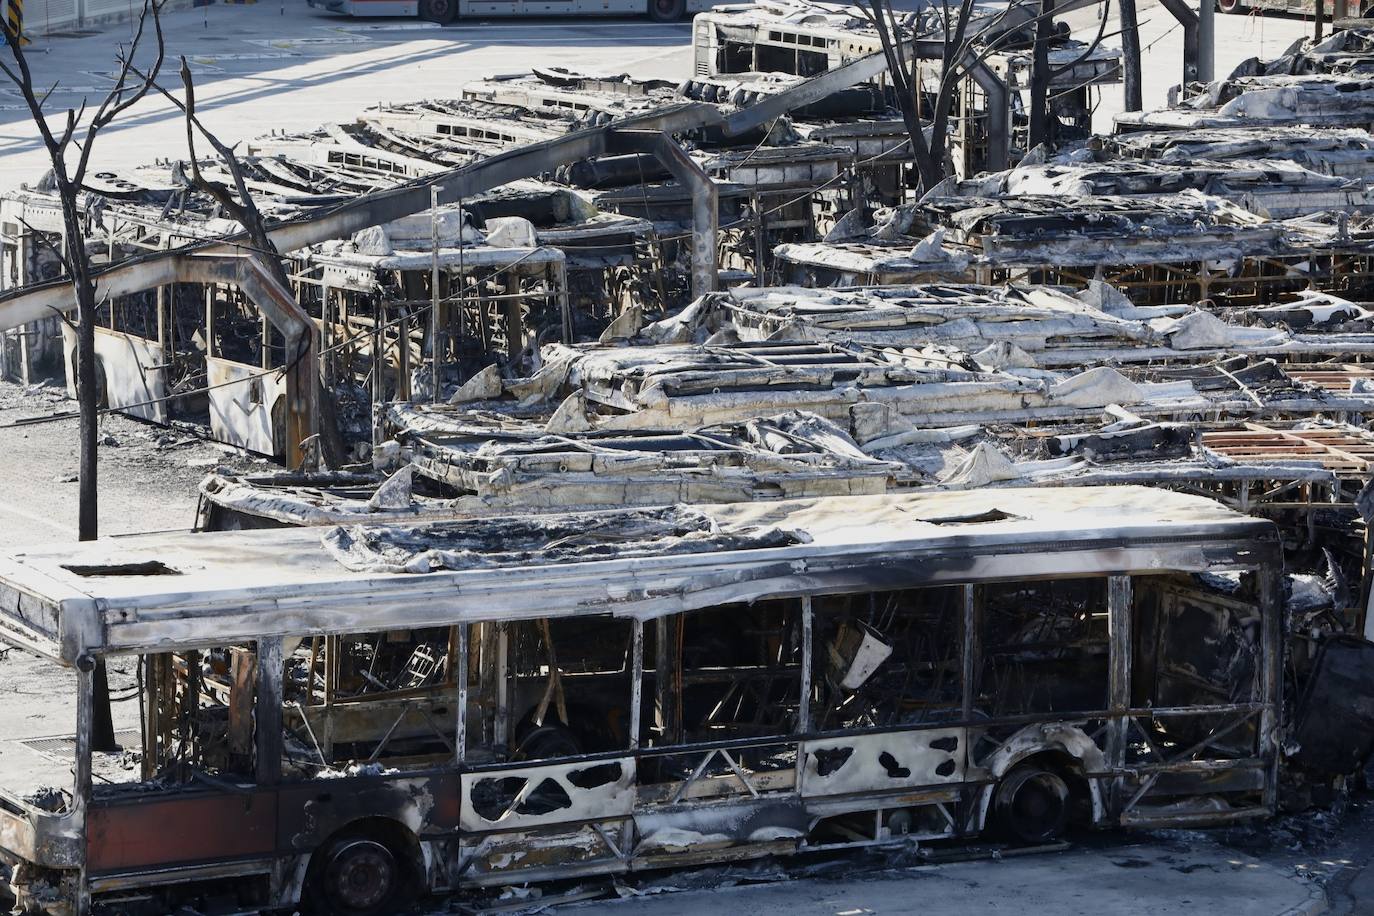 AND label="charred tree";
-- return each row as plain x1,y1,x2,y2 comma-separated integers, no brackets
1,0,164,547
2,1,166,752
